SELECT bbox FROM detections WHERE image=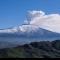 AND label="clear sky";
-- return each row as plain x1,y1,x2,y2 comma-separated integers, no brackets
0,0,60,29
